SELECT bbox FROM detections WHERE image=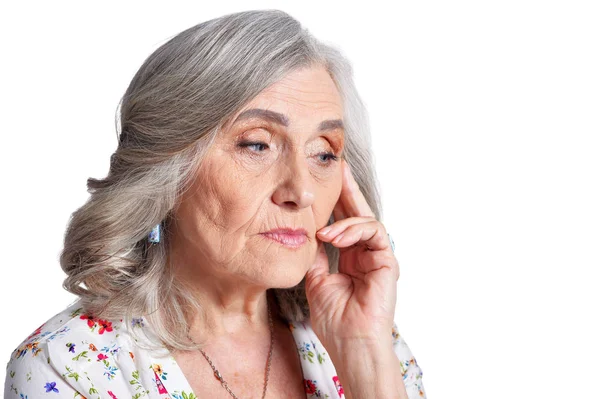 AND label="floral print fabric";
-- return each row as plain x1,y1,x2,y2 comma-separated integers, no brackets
4,300,426,398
